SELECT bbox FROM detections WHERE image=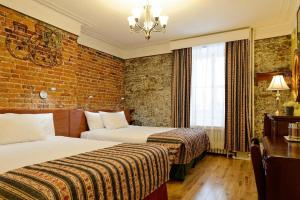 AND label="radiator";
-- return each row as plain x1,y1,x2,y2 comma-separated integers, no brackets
204,127,226,154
